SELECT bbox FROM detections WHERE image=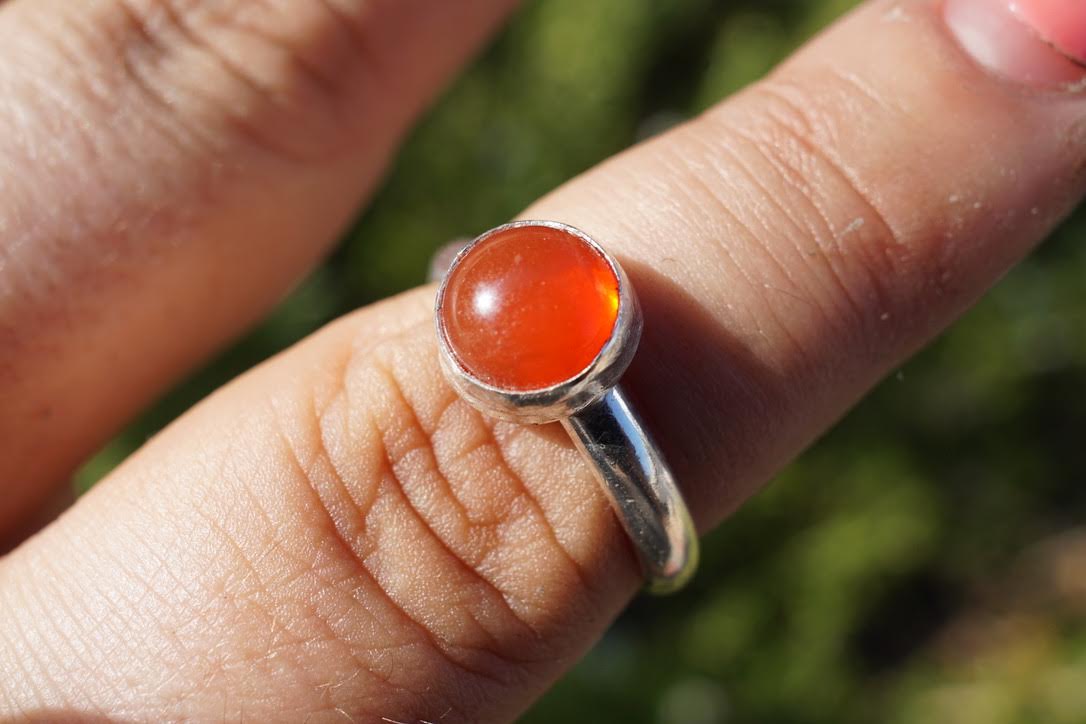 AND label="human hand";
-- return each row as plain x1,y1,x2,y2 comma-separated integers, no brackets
1,0,1084,720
